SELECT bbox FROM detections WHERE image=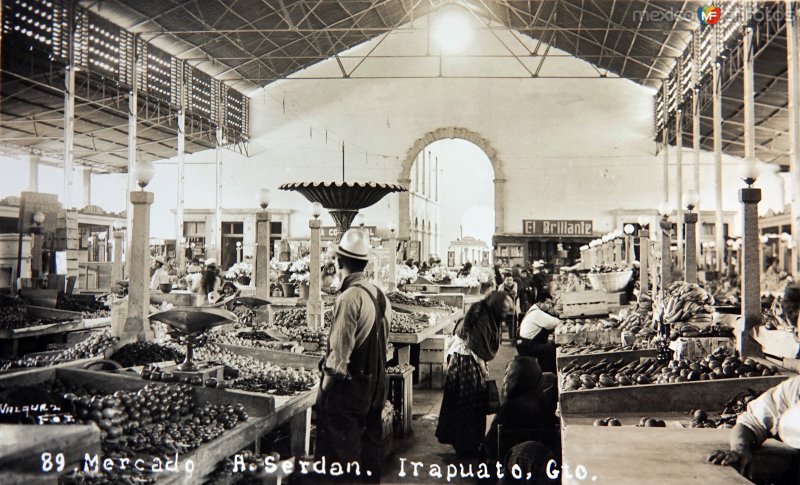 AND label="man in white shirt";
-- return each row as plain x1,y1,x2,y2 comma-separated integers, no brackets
708,375,800,481
150,256,171,291
516,301,560,372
